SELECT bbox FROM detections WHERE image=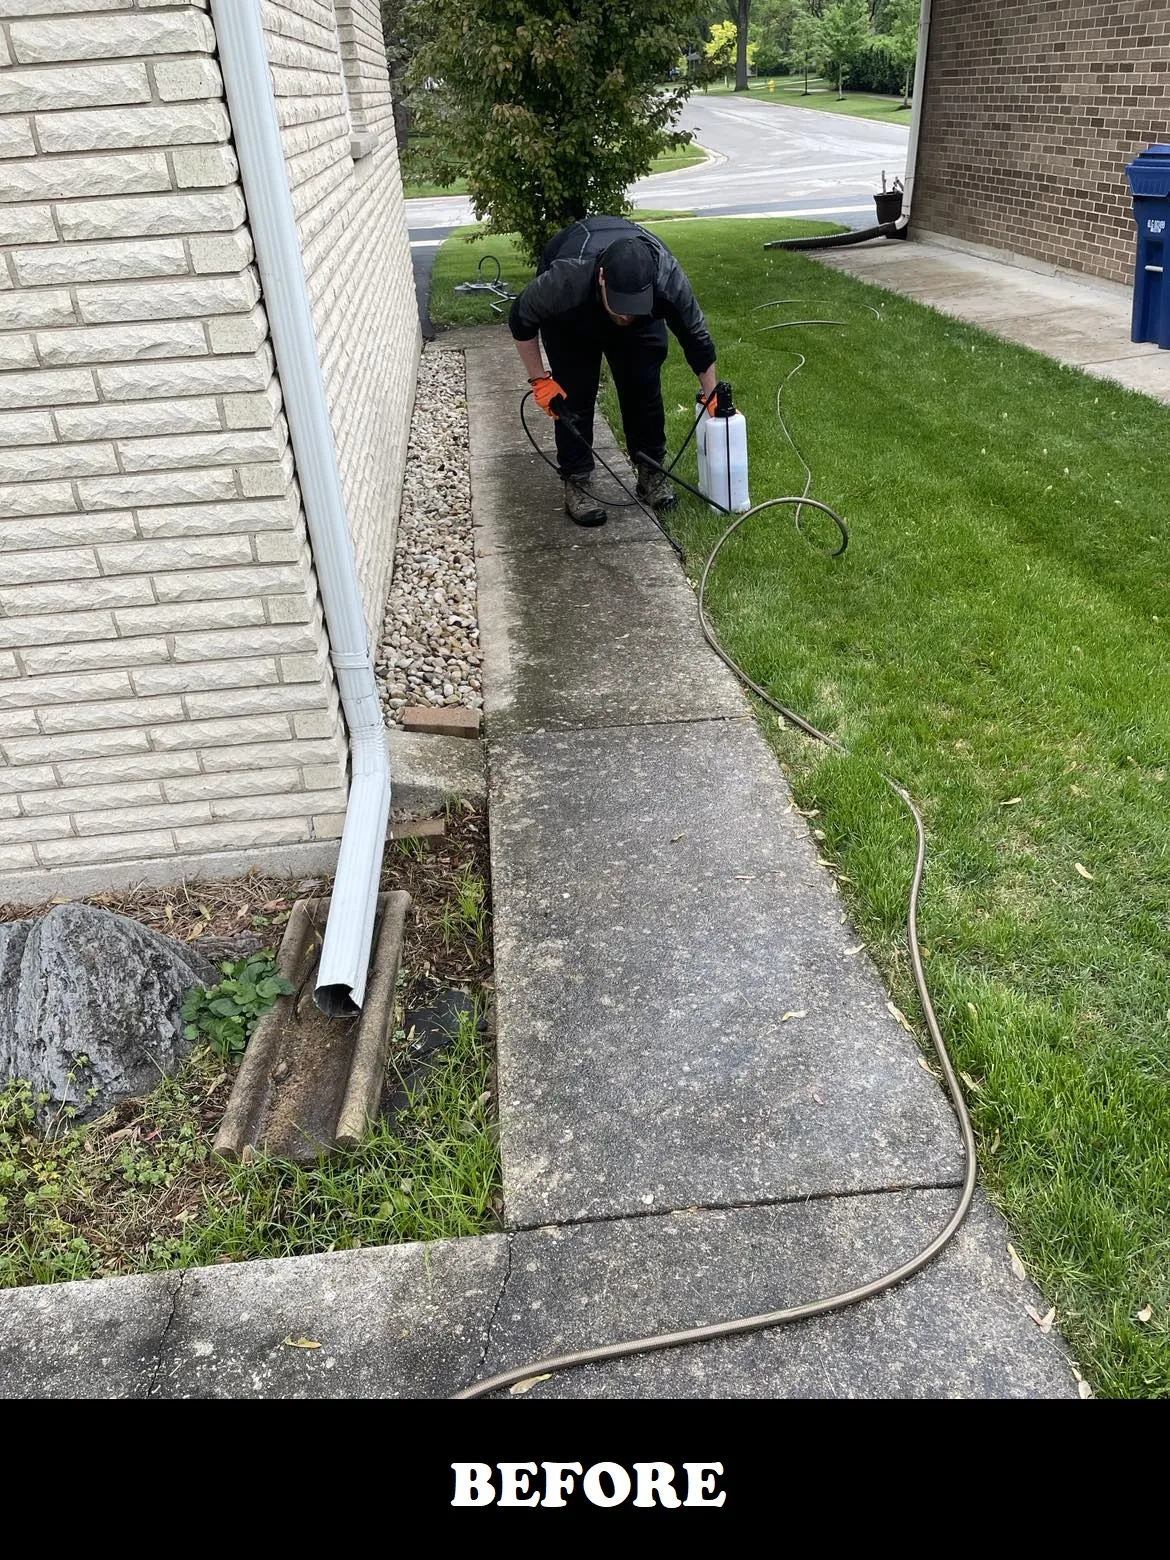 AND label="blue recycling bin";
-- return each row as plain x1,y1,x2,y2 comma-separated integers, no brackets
1126,144,1170,347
